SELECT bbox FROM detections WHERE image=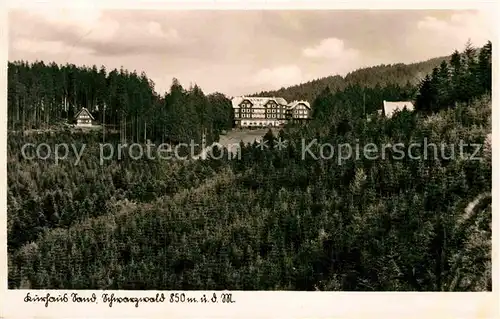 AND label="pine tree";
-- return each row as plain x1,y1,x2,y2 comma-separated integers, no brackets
415,75,435,113
477,41,492,94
